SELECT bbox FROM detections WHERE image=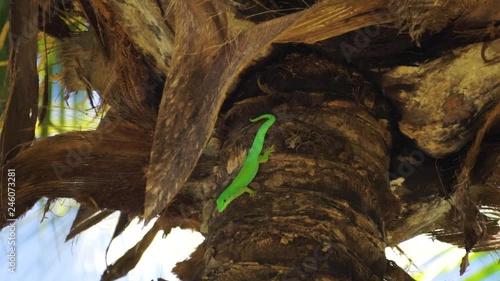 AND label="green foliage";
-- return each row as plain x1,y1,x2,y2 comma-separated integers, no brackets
423,249,500,280
462,252,500,281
